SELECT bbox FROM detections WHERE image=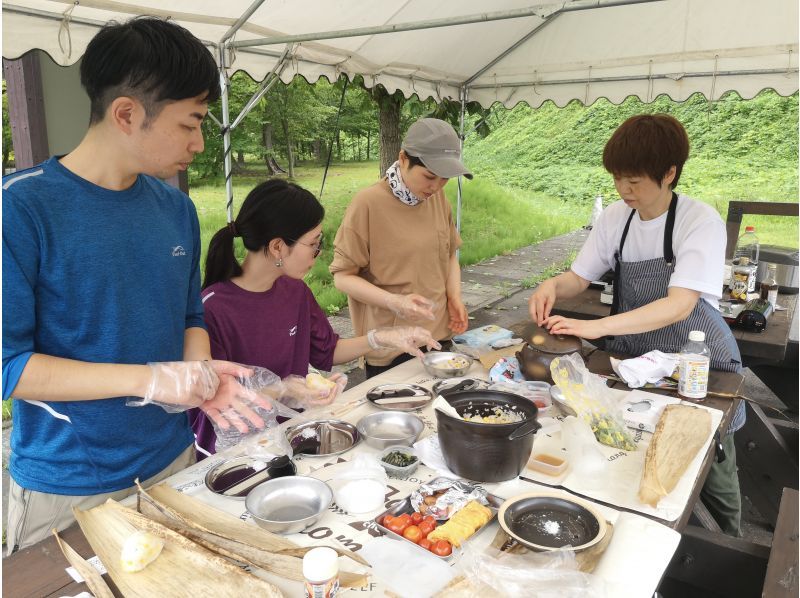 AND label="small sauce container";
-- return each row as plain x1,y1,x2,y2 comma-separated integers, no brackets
527,452,568,476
